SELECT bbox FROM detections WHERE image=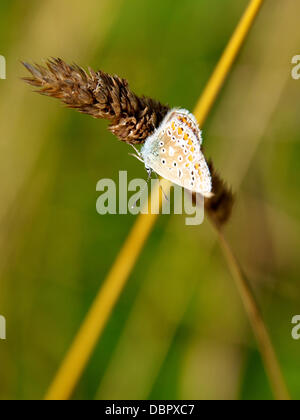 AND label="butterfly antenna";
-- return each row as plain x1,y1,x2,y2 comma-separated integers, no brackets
154,172,169,201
